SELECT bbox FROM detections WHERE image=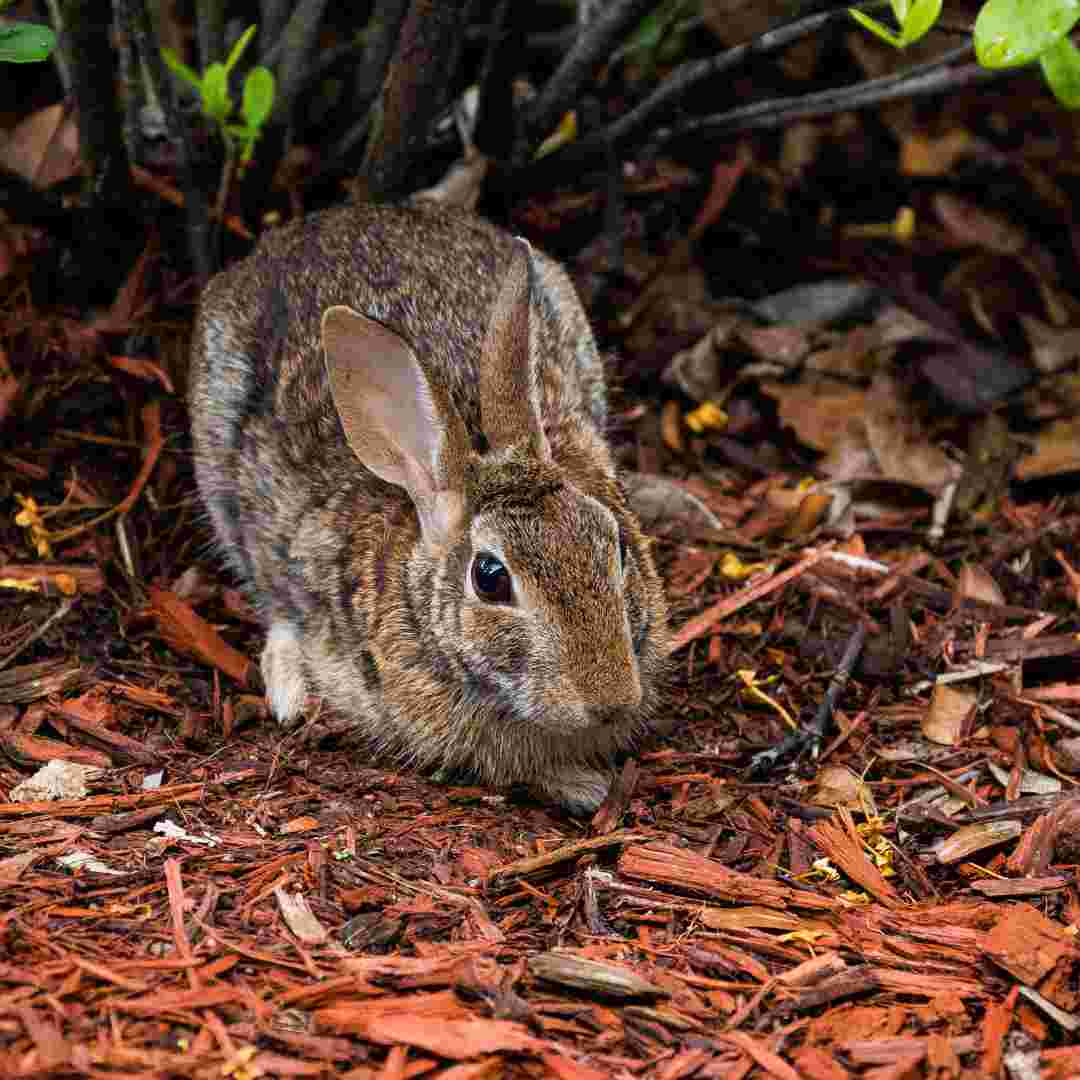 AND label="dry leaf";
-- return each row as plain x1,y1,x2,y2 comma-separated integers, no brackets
923,684,977,746
956,564,1005,607
935,820,1023,864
